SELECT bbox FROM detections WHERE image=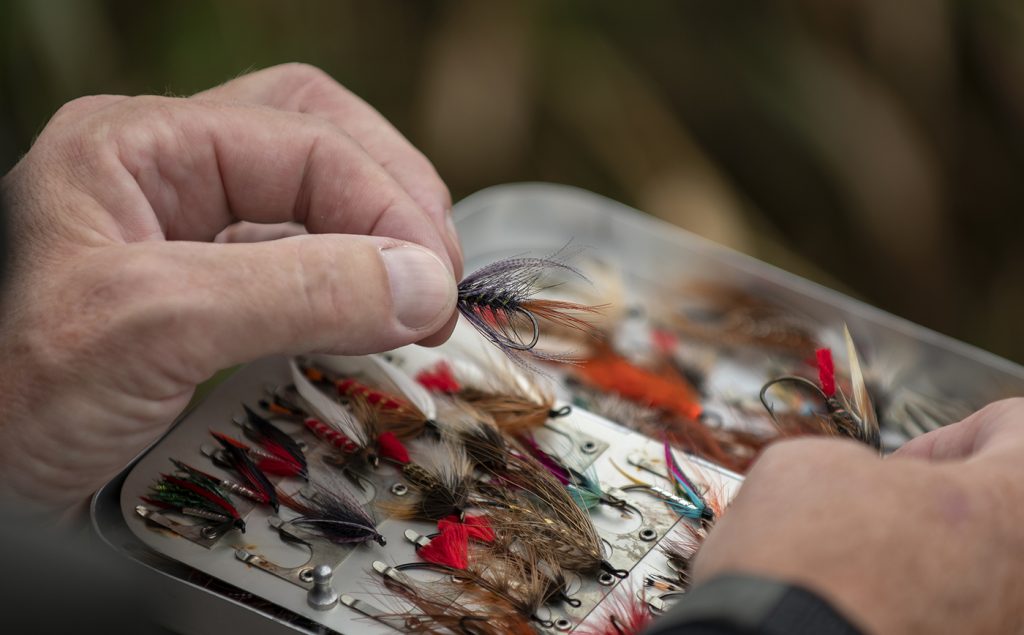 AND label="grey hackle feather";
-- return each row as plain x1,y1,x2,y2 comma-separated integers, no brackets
457,250,597,368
